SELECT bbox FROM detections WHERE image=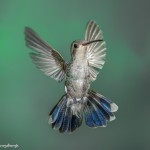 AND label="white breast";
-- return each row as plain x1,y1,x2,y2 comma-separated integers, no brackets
71,60,88,79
